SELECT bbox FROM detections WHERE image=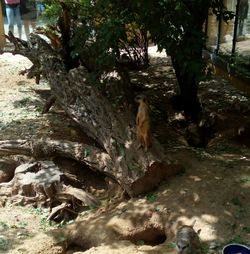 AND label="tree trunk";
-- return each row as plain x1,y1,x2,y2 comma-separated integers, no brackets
171,56,202,122
2,33,183,197
170,16,205,122
45,62,182,196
